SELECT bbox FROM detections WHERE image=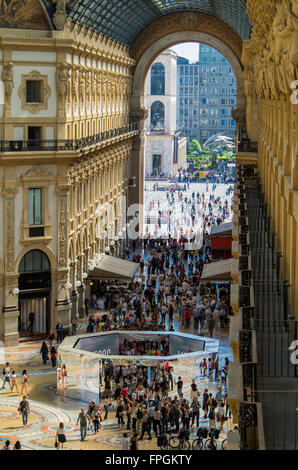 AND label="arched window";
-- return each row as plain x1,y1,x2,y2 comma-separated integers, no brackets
19,250,50,273
151,62,165,95
151,101,165,132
